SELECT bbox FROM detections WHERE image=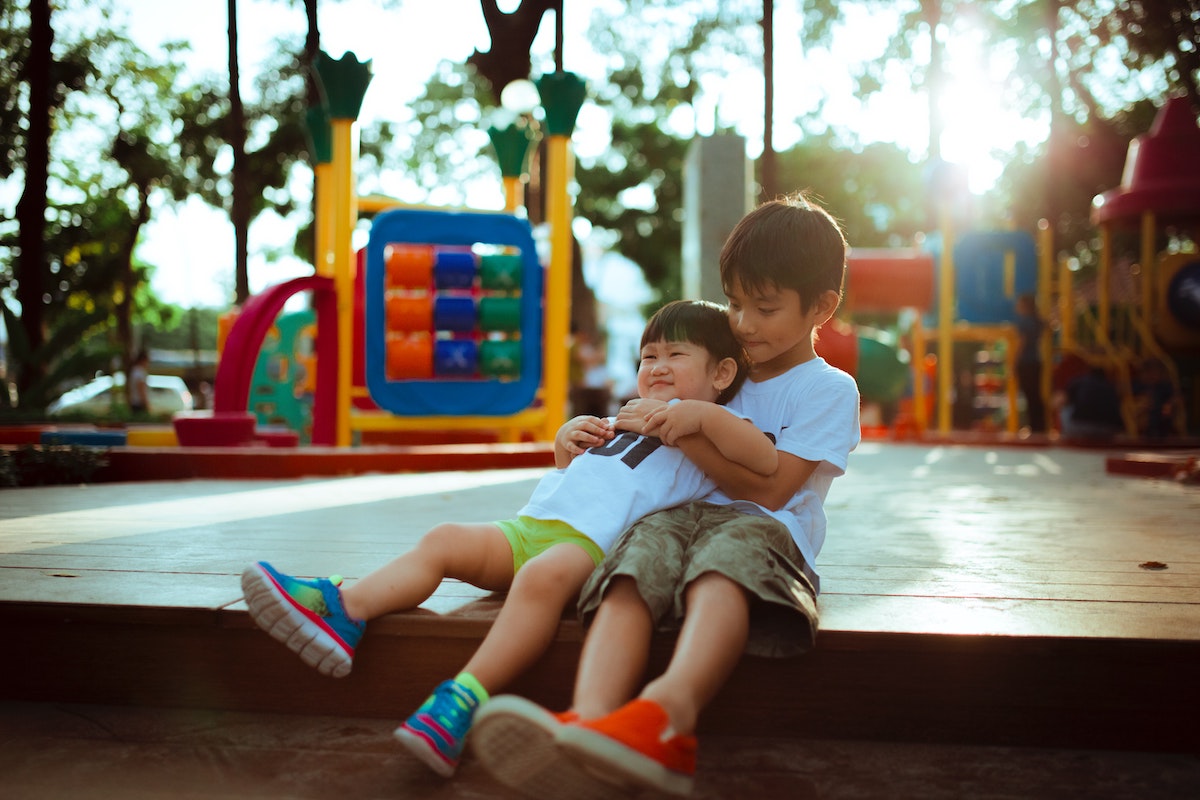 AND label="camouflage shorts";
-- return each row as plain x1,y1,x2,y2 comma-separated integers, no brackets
578,501,819,657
